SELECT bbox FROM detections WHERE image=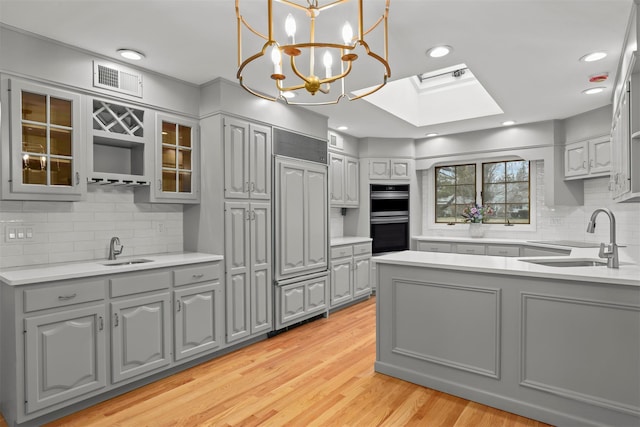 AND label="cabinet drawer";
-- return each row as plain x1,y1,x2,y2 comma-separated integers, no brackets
417,241,452,253
486,245,520,257
174,263,220,287
110,270,171,297
456,244,486,255
353,243,372,256
24,279,106,313
331,245,353,259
